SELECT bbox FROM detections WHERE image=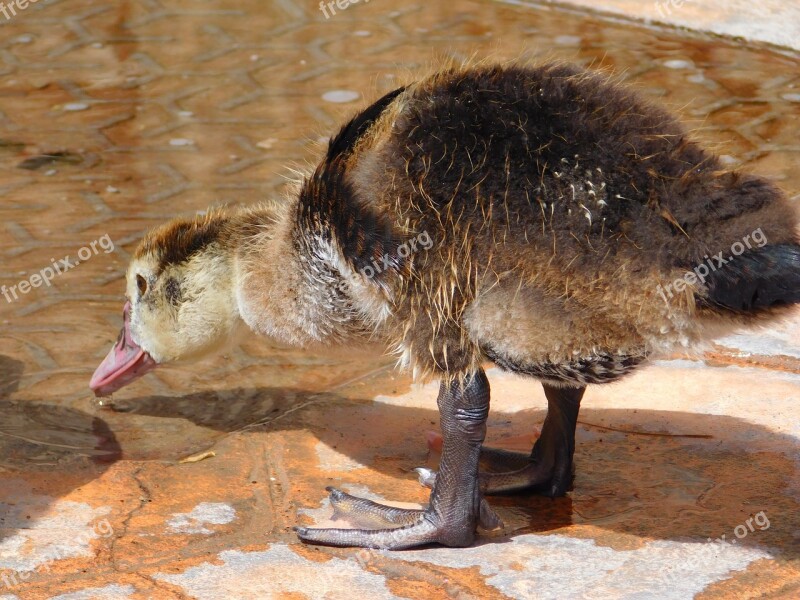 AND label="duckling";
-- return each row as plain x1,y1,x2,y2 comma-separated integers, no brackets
90,62,800,550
